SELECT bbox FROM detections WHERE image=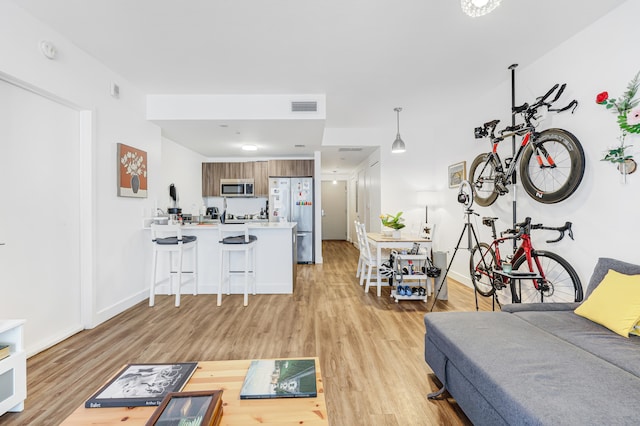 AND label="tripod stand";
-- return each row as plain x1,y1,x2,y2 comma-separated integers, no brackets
430,181,500,312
